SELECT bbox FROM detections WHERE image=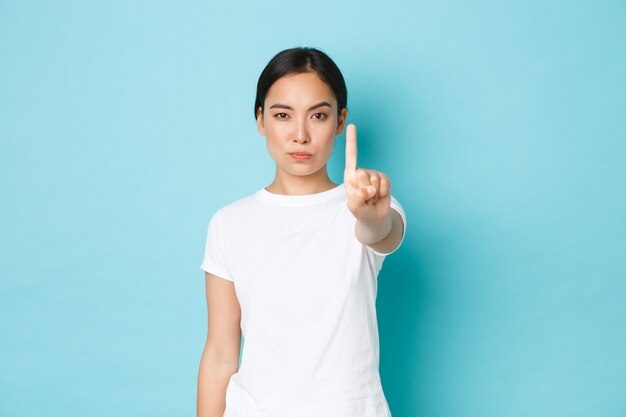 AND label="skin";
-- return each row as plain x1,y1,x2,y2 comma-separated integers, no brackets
197,70,404,417
257,71,345,196
257,71,404,252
